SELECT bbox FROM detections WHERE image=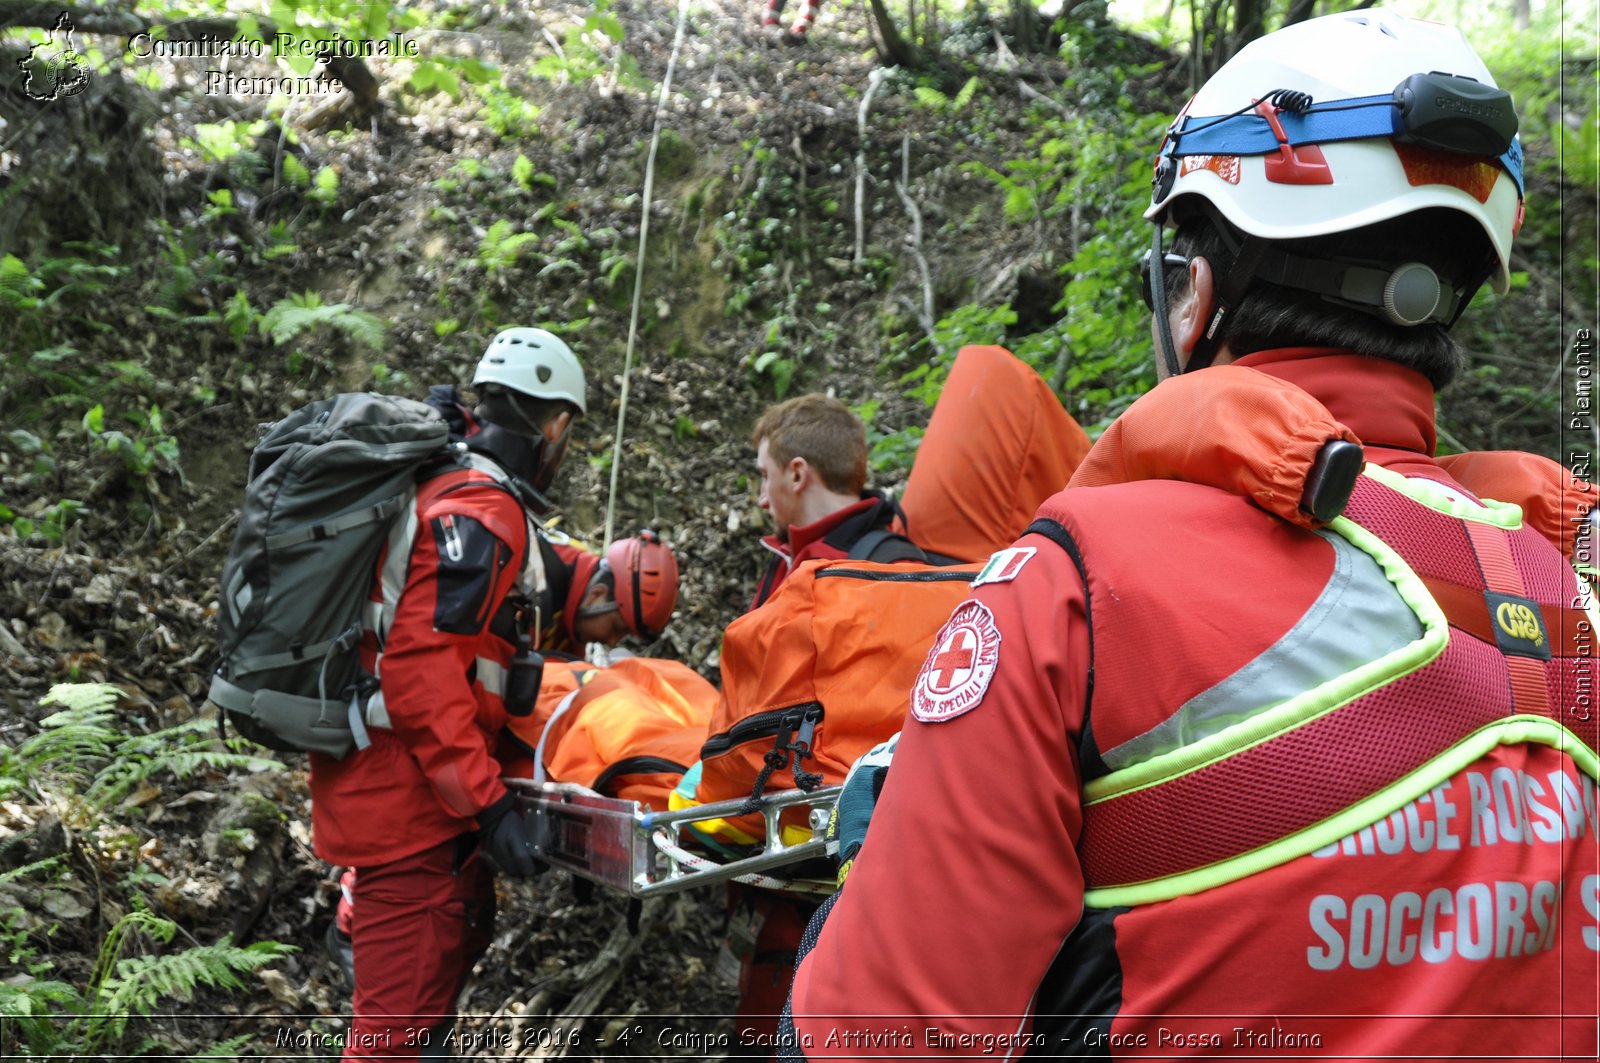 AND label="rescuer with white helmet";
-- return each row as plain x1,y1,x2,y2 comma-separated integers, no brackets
784,13,1594,1060
1141,9,1522,380
465,326,588,513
